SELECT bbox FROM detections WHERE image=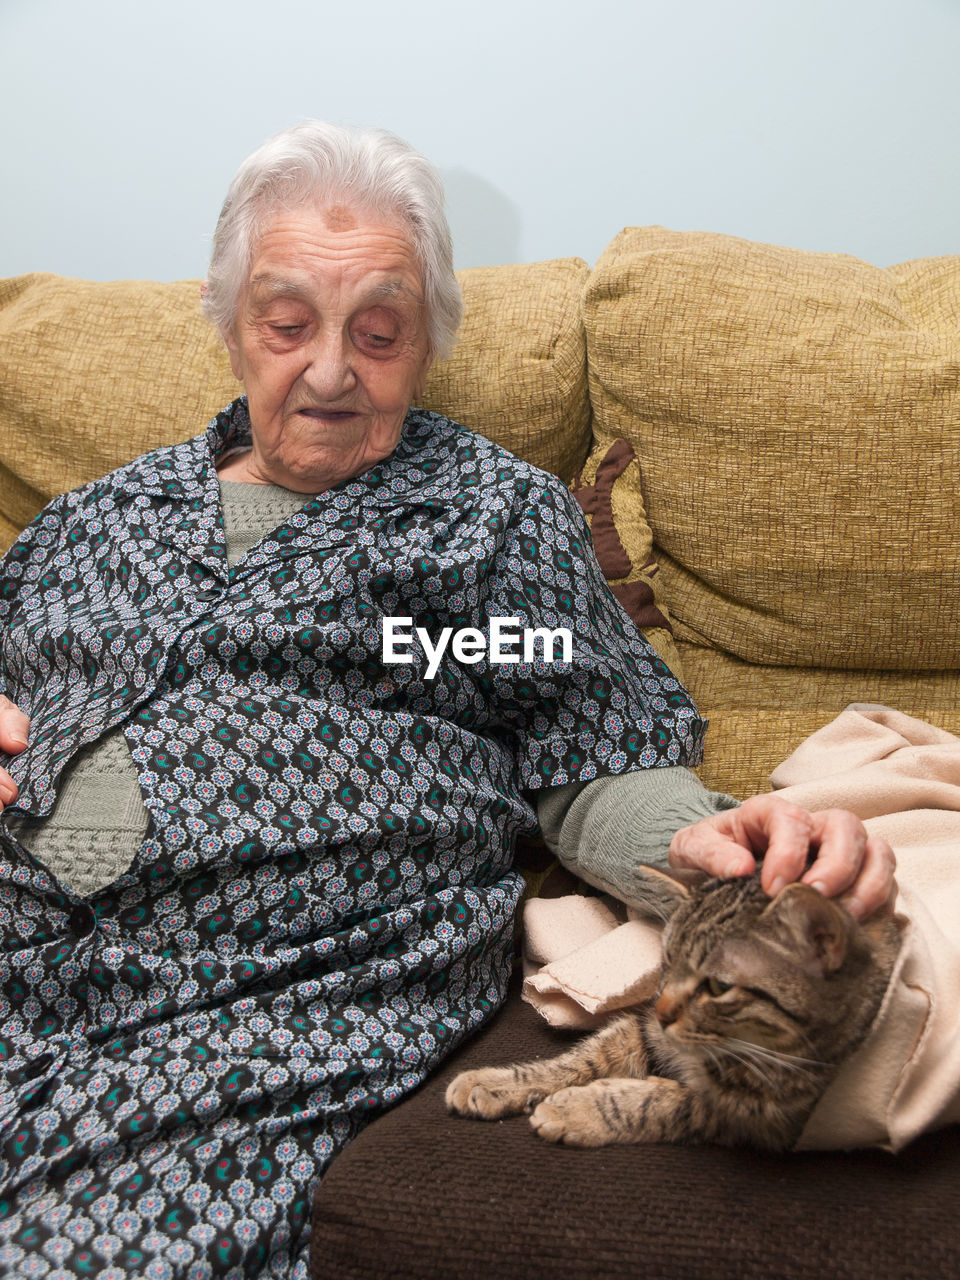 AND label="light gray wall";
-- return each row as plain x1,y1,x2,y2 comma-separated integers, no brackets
3,0,959,280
